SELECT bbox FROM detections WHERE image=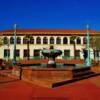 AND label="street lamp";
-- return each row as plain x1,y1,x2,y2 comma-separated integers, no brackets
13,24,17,65
86,25,91,67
